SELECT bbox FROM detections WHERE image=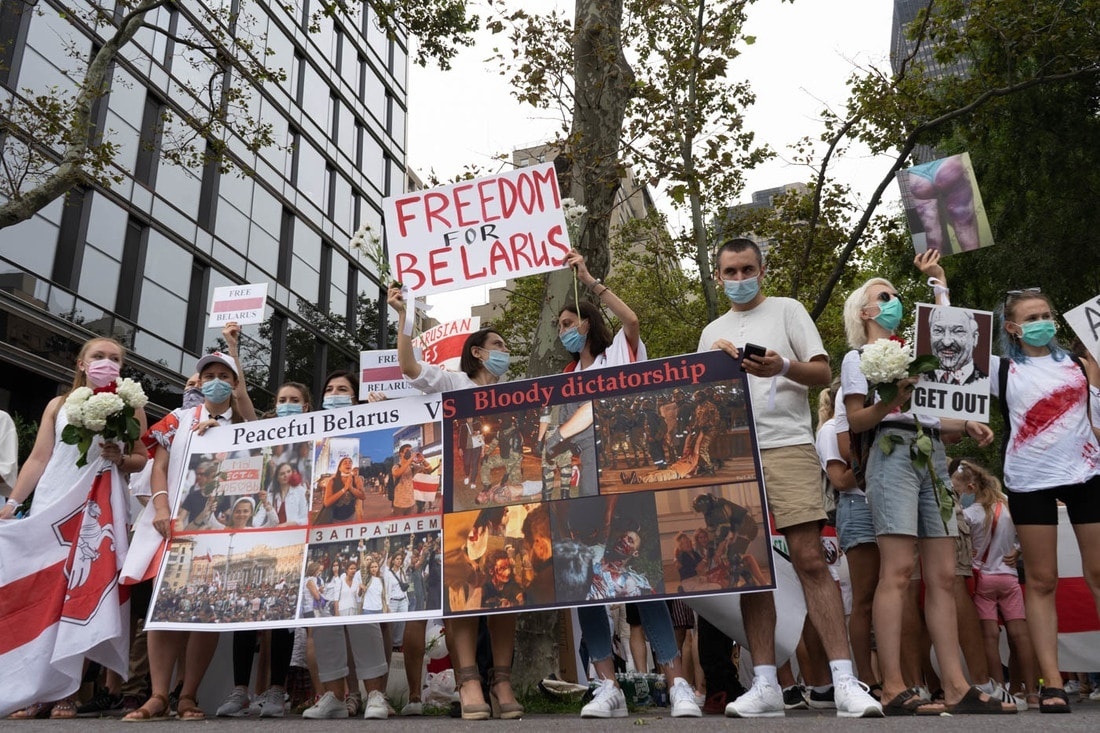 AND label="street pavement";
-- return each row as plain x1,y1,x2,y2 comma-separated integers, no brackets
11,699,1100,731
